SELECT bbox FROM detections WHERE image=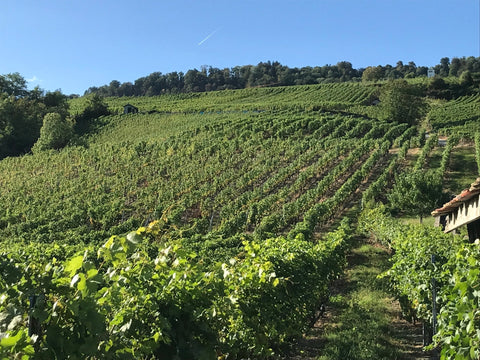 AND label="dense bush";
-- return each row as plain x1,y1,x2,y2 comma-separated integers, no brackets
32,112,74,152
